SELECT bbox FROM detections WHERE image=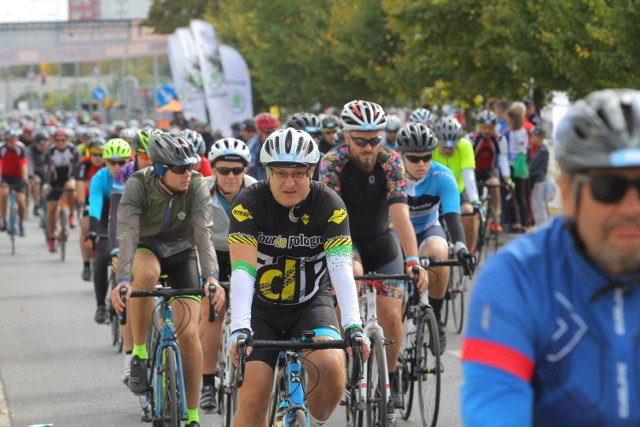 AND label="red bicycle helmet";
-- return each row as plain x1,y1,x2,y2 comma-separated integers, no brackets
254,112,280,132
